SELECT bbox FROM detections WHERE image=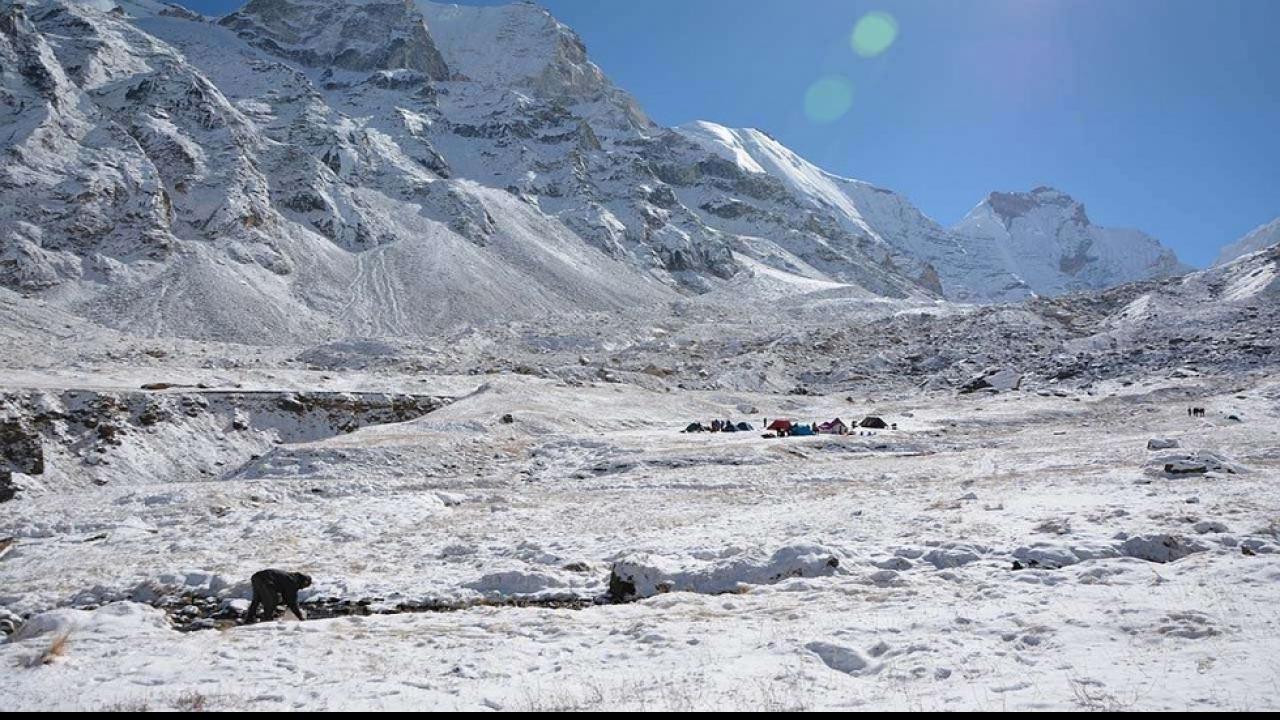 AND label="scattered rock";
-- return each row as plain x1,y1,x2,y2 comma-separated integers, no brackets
278,394,307,413
1147,438,1179,451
